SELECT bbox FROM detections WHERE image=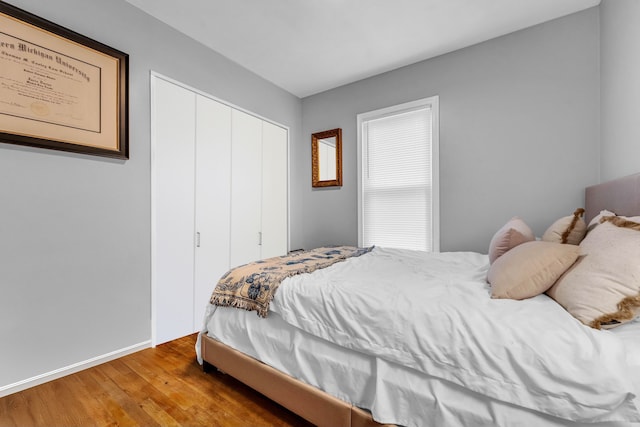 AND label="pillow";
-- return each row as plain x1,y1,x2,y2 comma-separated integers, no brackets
488,241,580,300
586,209,616,233
488,217,535,264
587,210,640,234
542,208,586,245
547,220,640,329
601,215,640,231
